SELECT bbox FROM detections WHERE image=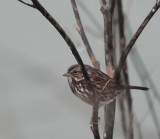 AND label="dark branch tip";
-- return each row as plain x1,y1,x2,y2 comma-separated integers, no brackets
18,0,36,8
